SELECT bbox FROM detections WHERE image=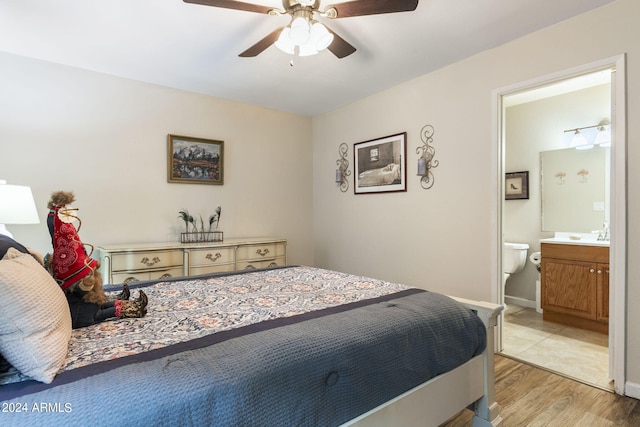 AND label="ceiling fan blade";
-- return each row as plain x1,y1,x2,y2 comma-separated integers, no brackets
183,0,275,15
324,0,418,18
239,27,284,57
326,29,356,58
